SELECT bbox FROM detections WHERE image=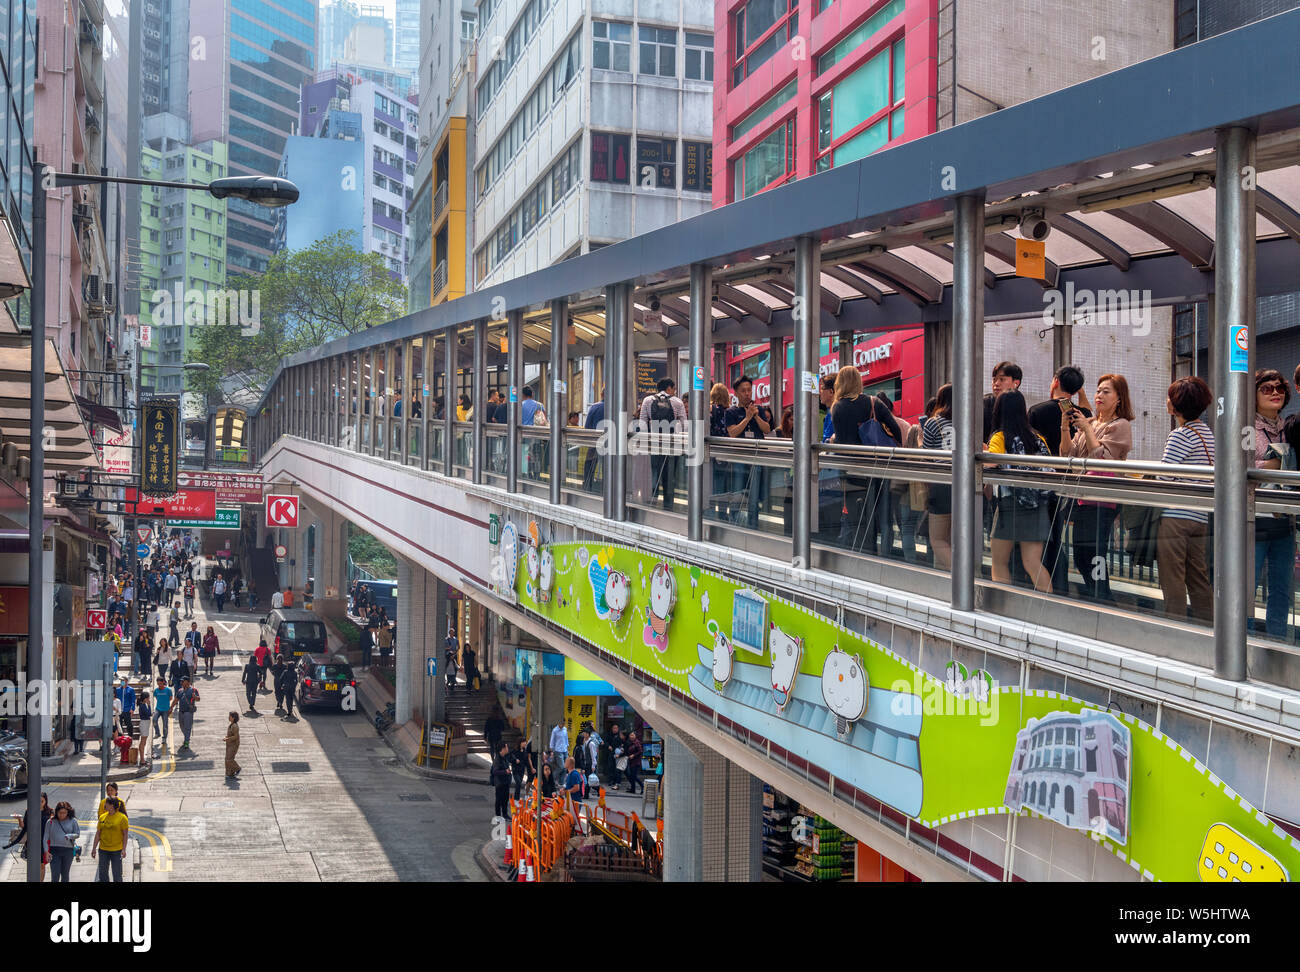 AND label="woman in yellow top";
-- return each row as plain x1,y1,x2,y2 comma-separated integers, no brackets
986,390,1053,593
97,781,127,818
91,796,130,883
